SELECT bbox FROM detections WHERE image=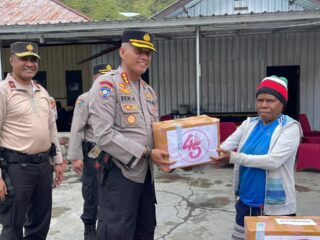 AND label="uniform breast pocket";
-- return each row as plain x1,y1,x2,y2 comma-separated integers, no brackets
35,97,50,116
119,103,142,128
